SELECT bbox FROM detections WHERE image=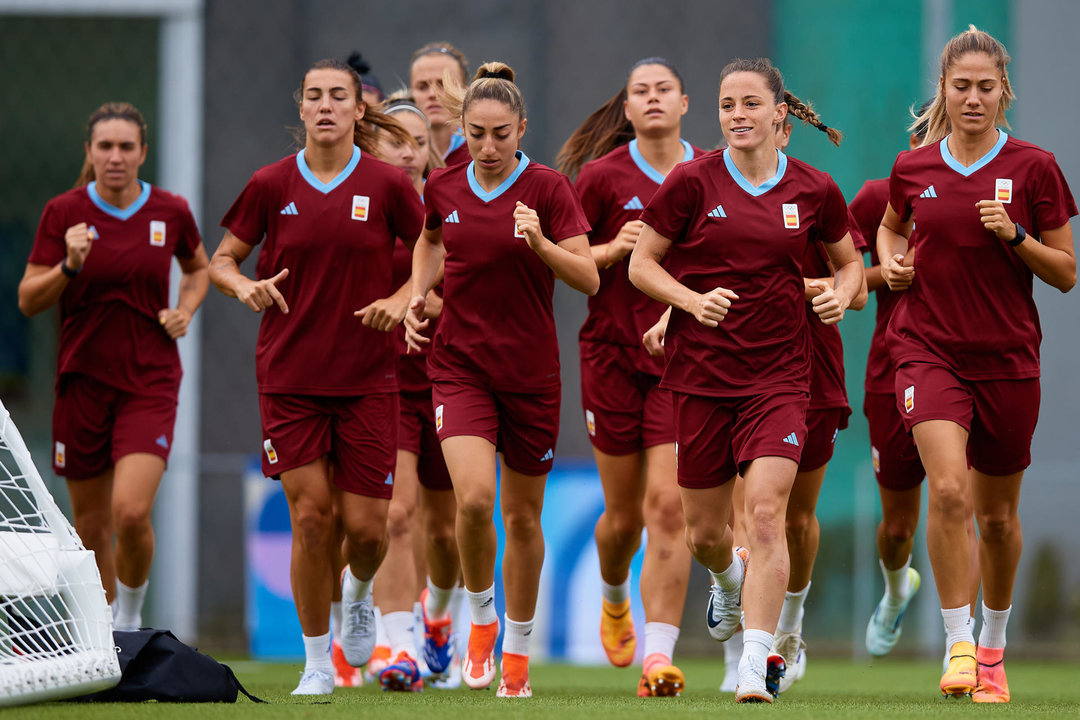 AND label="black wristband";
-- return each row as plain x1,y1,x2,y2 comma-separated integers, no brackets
1008,223,1026,247
60,260,81,278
